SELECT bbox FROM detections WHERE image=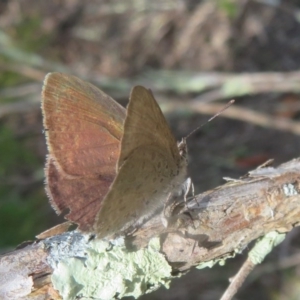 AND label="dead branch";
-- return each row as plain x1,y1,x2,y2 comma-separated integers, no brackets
1,158,300,299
